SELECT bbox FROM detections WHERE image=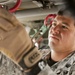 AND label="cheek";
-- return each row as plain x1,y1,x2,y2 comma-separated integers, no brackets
61,32,75,43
